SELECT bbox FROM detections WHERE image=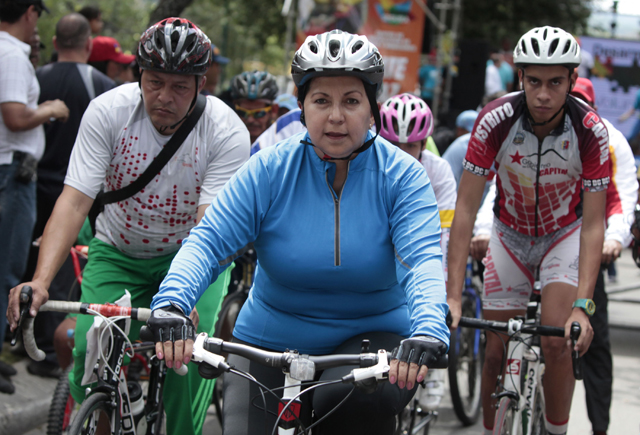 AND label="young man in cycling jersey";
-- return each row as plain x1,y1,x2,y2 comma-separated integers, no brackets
231,70,279,143
448,27,609,435
7,18,249,435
